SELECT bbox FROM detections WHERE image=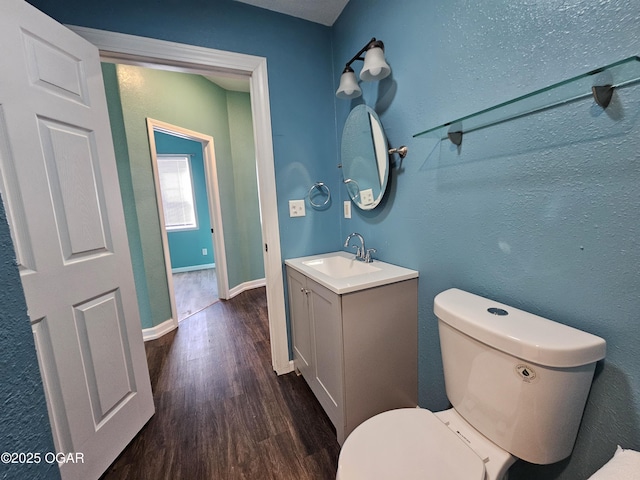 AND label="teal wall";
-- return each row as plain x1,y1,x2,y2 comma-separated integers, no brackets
102,63,264,328
154,132,215,270
101,63,154,331
333,1,640,478
0,200,60,480
8,1,638,479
